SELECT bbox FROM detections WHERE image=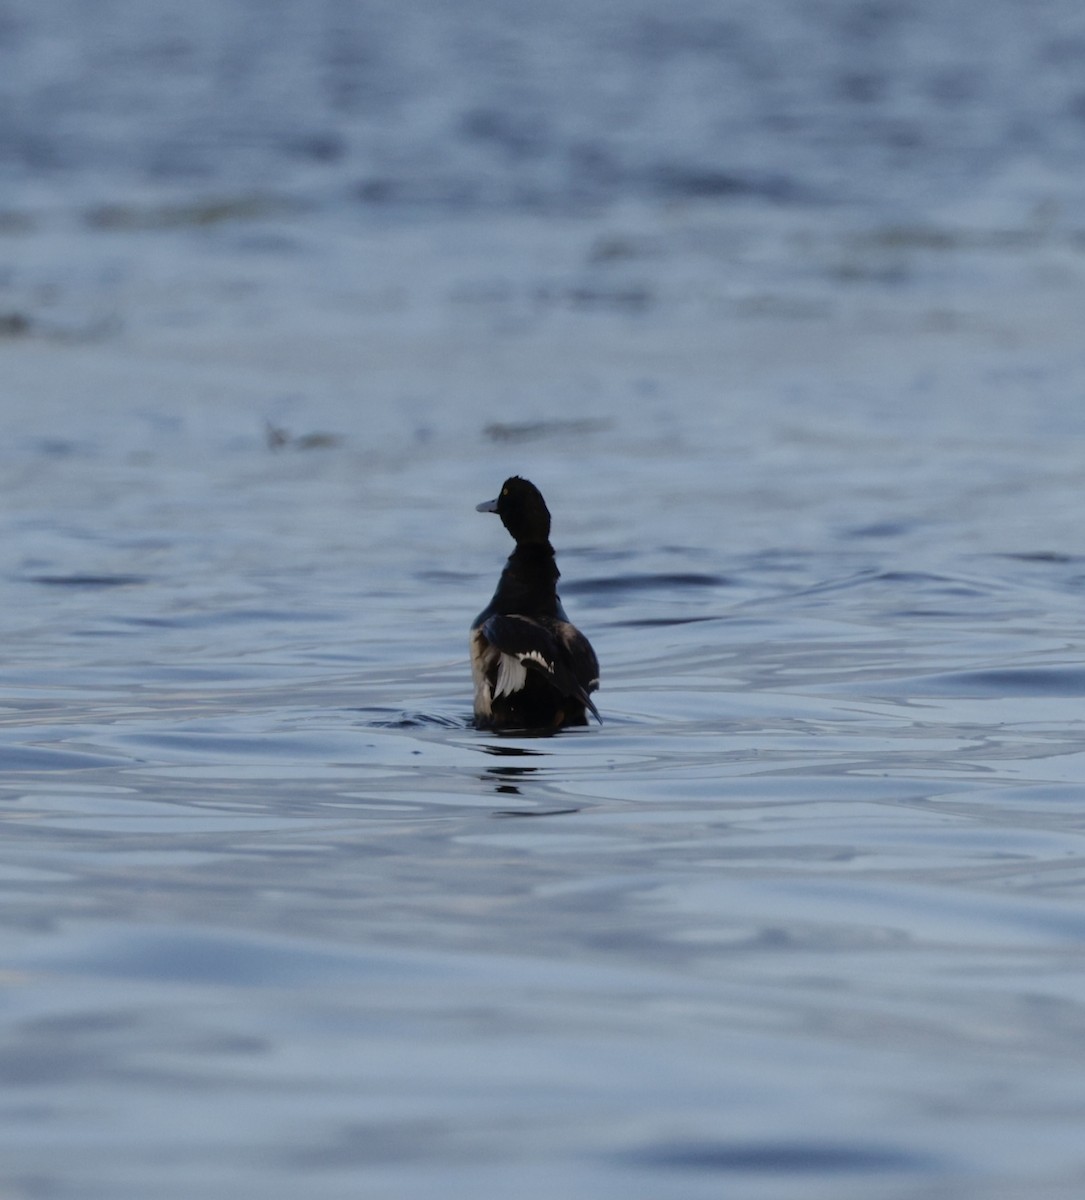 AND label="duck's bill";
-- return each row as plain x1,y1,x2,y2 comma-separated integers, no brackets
476,498,499,513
